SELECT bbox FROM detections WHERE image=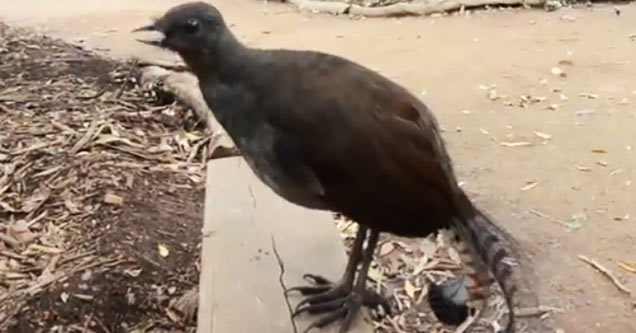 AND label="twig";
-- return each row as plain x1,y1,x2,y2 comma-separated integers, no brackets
386,315,407,333
578,254,631,294
515,305,563,318
455,307,480,333
115,59,138,99
528,209,567,226
271,236,298,333
83,312,94,332
92,315,111,333
70,121,99,155
77,89,106,100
